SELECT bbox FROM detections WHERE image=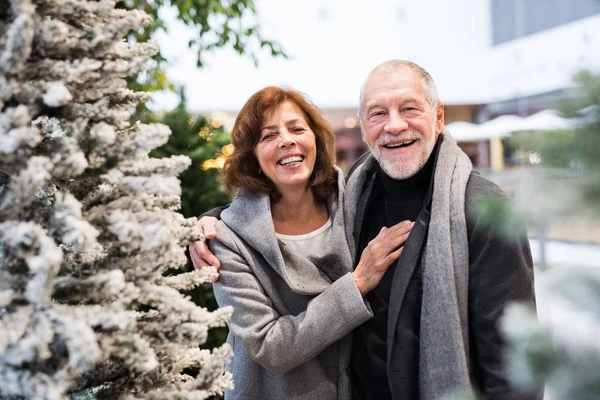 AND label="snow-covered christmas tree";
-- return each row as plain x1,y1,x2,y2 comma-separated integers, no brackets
502,267,600,400
0,0,232,398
